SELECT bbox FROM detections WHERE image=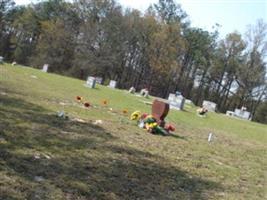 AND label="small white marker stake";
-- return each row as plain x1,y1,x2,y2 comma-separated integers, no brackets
208,133,213,142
